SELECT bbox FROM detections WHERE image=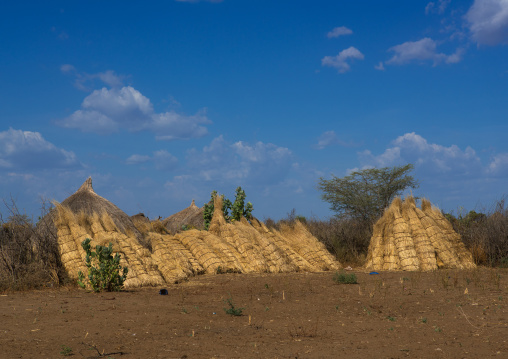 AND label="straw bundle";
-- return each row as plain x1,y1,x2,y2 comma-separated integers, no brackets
277,221,340,271
208,196,270,273
54,204,165,288
150,232,204,283
365,196,475,271
250,218,314,272
174,229,244,274
48,178,165,288
44,179,343,288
